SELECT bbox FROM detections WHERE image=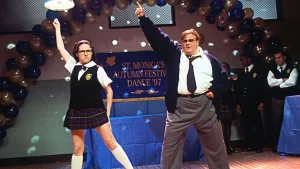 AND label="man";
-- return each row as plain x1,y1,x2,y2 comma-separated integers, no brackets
267,51,298,152
235,54,265,153
135,3,230,169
